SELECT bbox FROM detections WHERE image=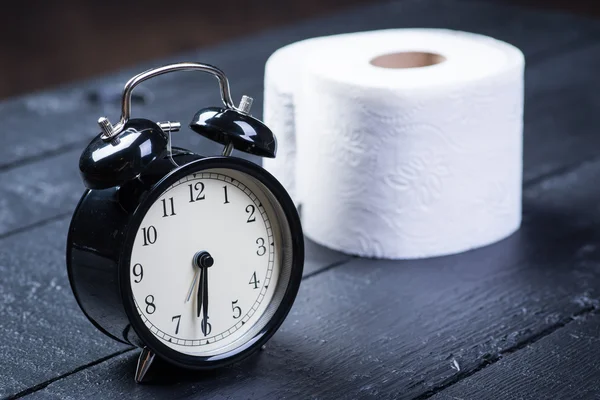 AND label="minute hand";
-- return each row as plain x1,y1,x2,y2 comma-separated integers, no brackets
201,266,209,335
193,251,213,336
197,266,205,318
197,266,211,336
